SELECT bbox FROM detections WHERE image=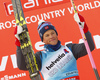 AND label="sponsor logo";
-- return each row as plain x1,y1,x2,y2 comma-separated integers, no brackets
66,71,78,76
46,53,65,70
64,49,69,53
0,54,17,72
4,0,67,16
47,52,73,77
0,72,26,80
45,26,49,30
